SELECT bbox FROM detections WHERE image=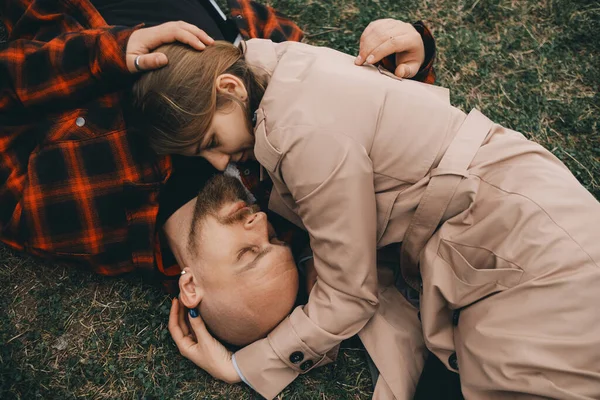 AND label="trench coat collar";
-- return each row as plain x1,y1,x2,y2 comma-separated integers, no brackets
240,39,279,82
242,39,282,179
